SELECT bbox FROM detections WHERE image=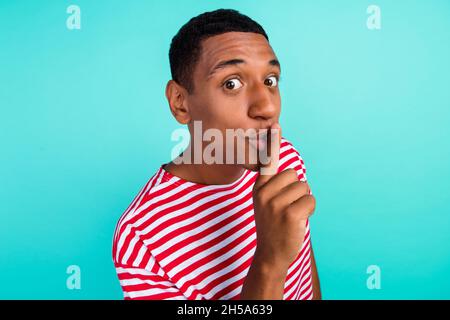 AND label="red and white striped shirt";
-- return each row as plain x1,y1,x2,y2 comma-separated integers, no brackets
112,138,313,300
